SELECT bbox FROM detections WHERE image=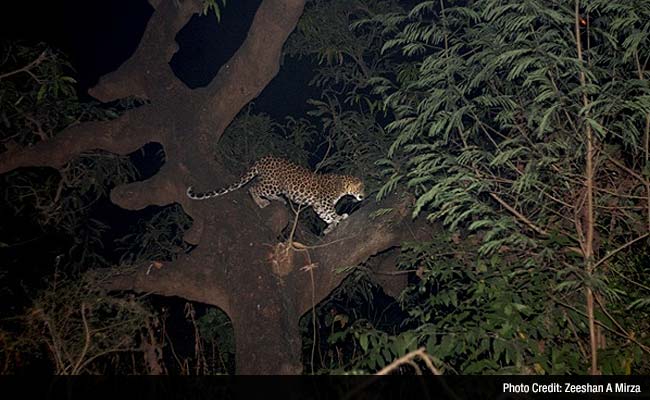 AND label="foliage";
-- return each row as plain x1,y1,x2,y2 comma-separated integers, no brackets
0,39,240,375
201,0,228,22
0,42,163,374
0,42,116,148
284,0,406,196
306,97,394,193
195,306,235,374
153,302,234,375
217,107,312,170
285,0,401,103
357,0,650,374
284,0,650,375
300,268,408,373
1,270,155,374
3,152,138,270
1,41,139,271
117,204,193,264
